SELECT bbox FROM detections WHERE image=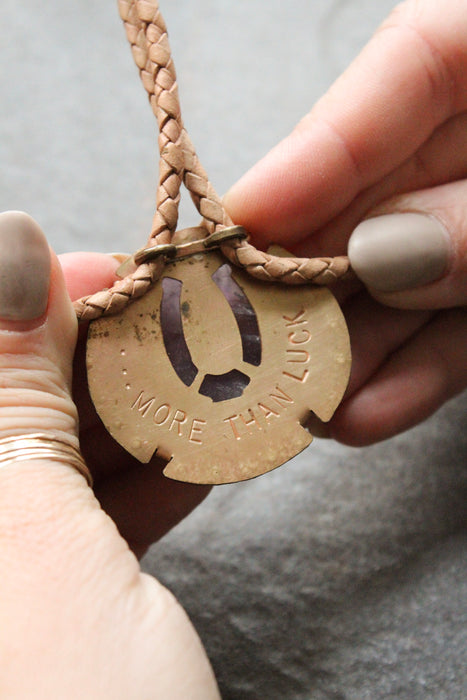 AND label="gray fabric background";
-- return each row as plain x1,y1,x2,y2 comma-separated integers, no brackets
2,1,466,698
